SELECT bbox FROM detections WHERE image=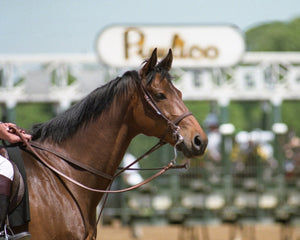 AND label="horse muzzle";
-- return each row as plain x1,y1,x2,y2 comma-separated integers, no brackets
176,133,208,158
